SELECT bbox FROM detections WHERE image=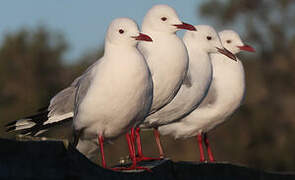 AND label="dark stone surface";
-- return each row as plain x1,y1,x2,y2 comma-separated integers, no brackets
173,161,295,180
0,138,294,180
